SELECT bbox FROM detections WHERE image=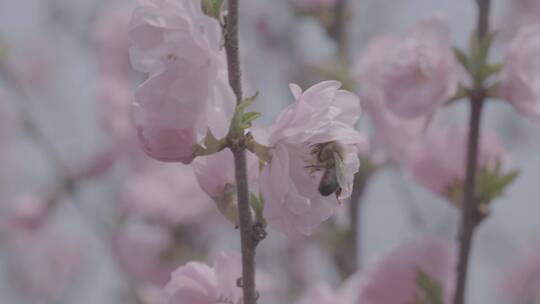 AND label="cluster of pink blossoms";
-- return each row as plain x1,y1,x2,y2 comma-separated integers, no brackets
122,0,540,303
352,18,454,166
501,24,540,124
130,0,364,239
163,238,455,304
127,1,365,302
